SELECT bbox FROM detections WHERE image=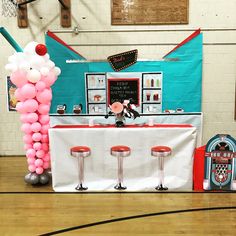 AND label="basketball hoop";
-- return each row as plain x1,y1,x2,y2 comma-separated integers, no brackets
1,0,18,17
